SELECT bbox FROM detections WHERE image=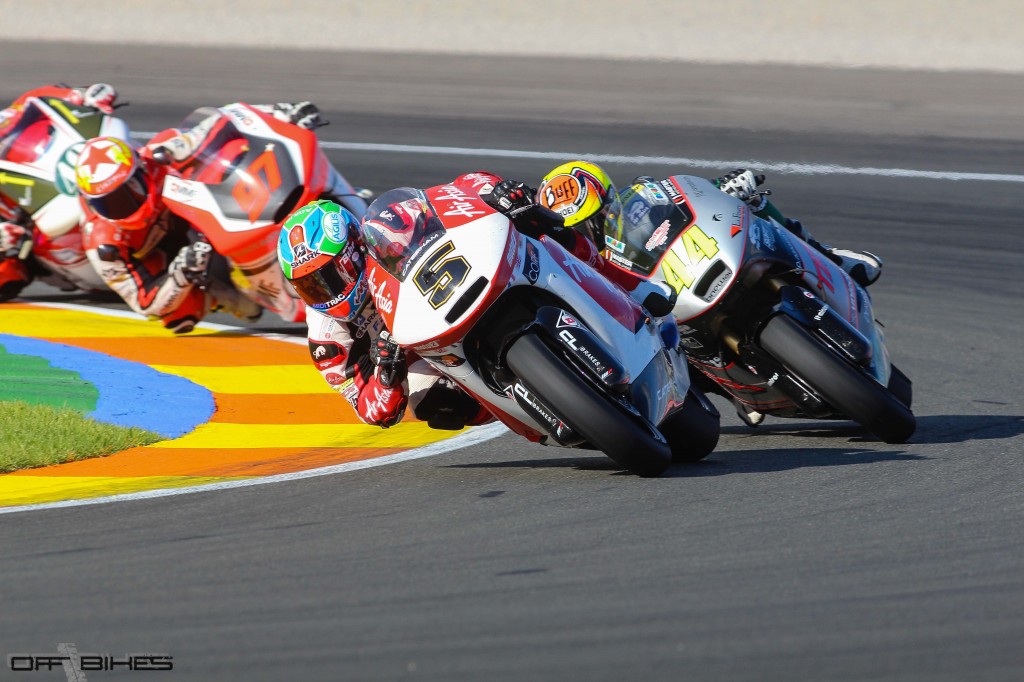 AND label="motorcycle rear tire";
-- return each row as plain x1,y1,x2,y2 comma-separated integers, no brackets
506,333,672,477
758,314,916,444
660,388,720,463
